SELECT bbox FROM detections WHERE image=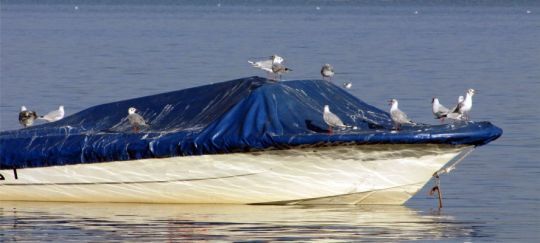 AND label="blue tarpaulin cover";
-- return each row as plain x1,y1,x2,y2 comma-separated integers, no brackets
0,77,502,169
